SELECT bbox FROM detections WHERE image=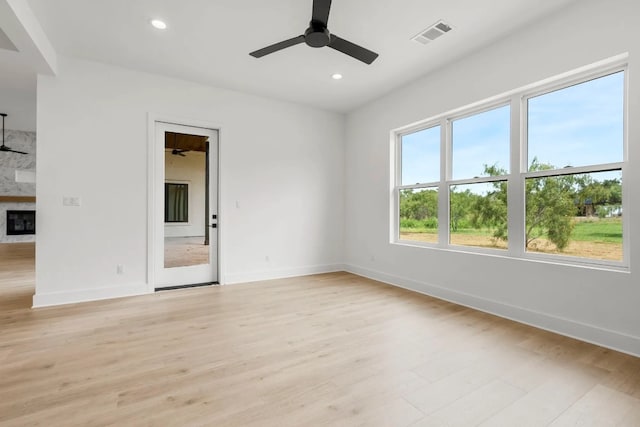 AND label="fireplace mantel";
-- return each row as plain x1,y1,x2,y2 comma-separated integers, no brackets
0,196,36,203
